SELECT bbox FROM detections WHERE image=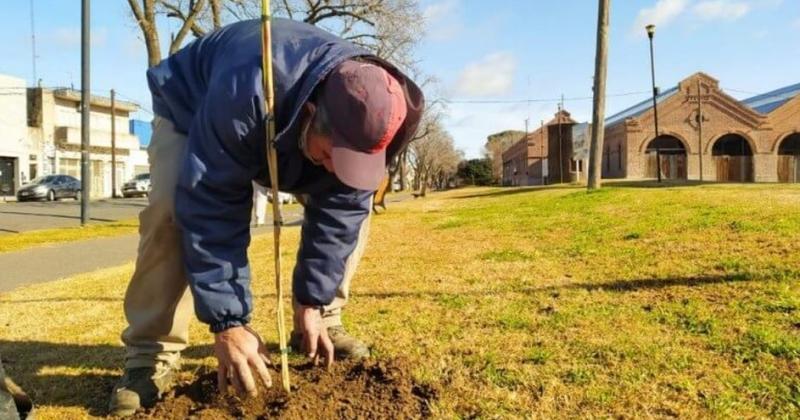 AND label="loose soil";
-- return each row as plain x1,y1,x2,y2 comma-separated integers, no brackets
133,358,436,419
